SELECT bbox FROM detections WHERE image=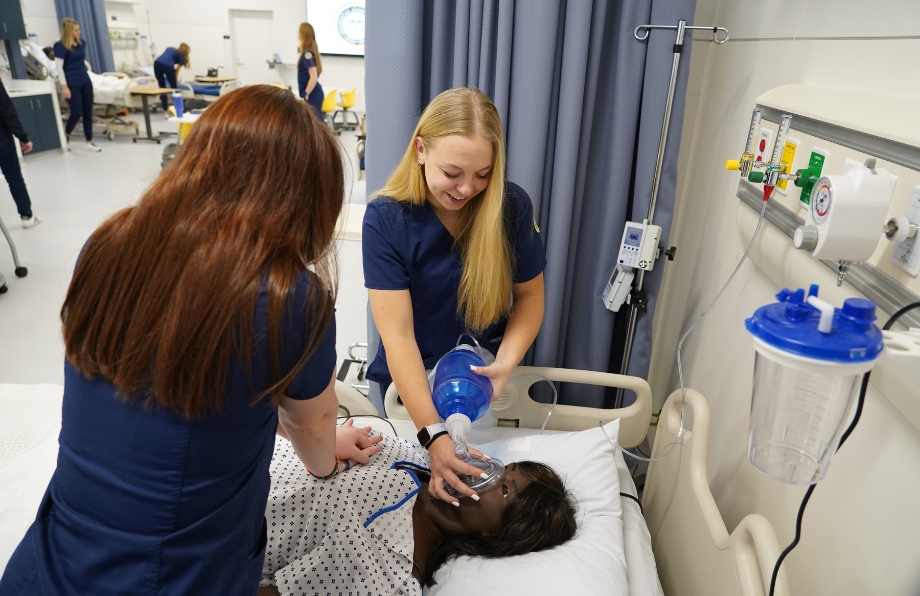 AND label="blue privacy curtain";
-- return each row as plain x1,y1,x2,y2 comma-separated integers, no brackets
54,0,115,73
365,0,696,411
